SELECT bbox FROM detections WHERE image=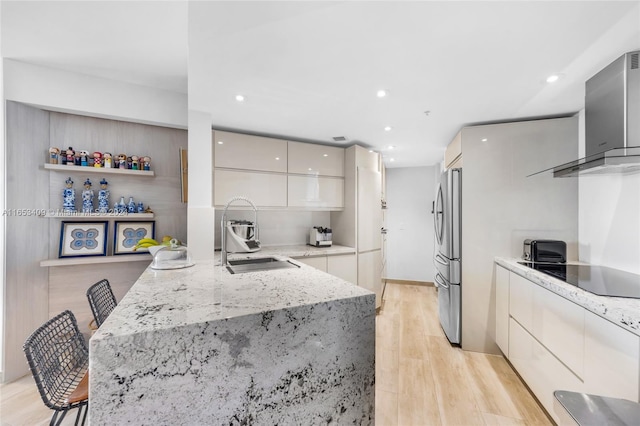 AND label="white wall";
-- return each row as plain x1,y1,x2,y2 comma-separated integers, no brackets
385,166,437,282
0,5,5,378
